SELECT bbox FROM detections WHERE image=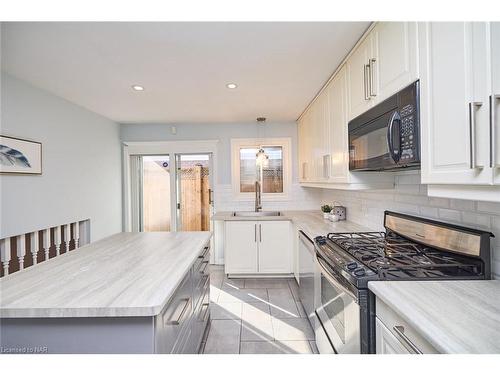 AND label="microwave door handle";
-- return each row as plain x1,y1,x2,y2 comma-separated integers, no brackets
387,111,401,163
